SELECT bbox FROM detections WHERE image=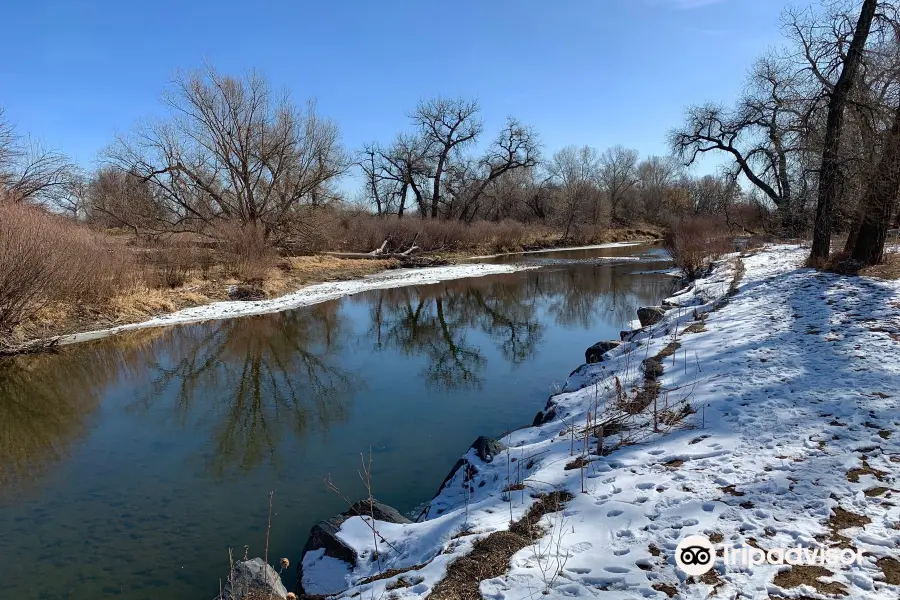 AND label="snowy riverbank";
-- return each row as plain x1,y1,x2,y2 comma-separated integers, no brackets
56,262,538,347
297,245,900,600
